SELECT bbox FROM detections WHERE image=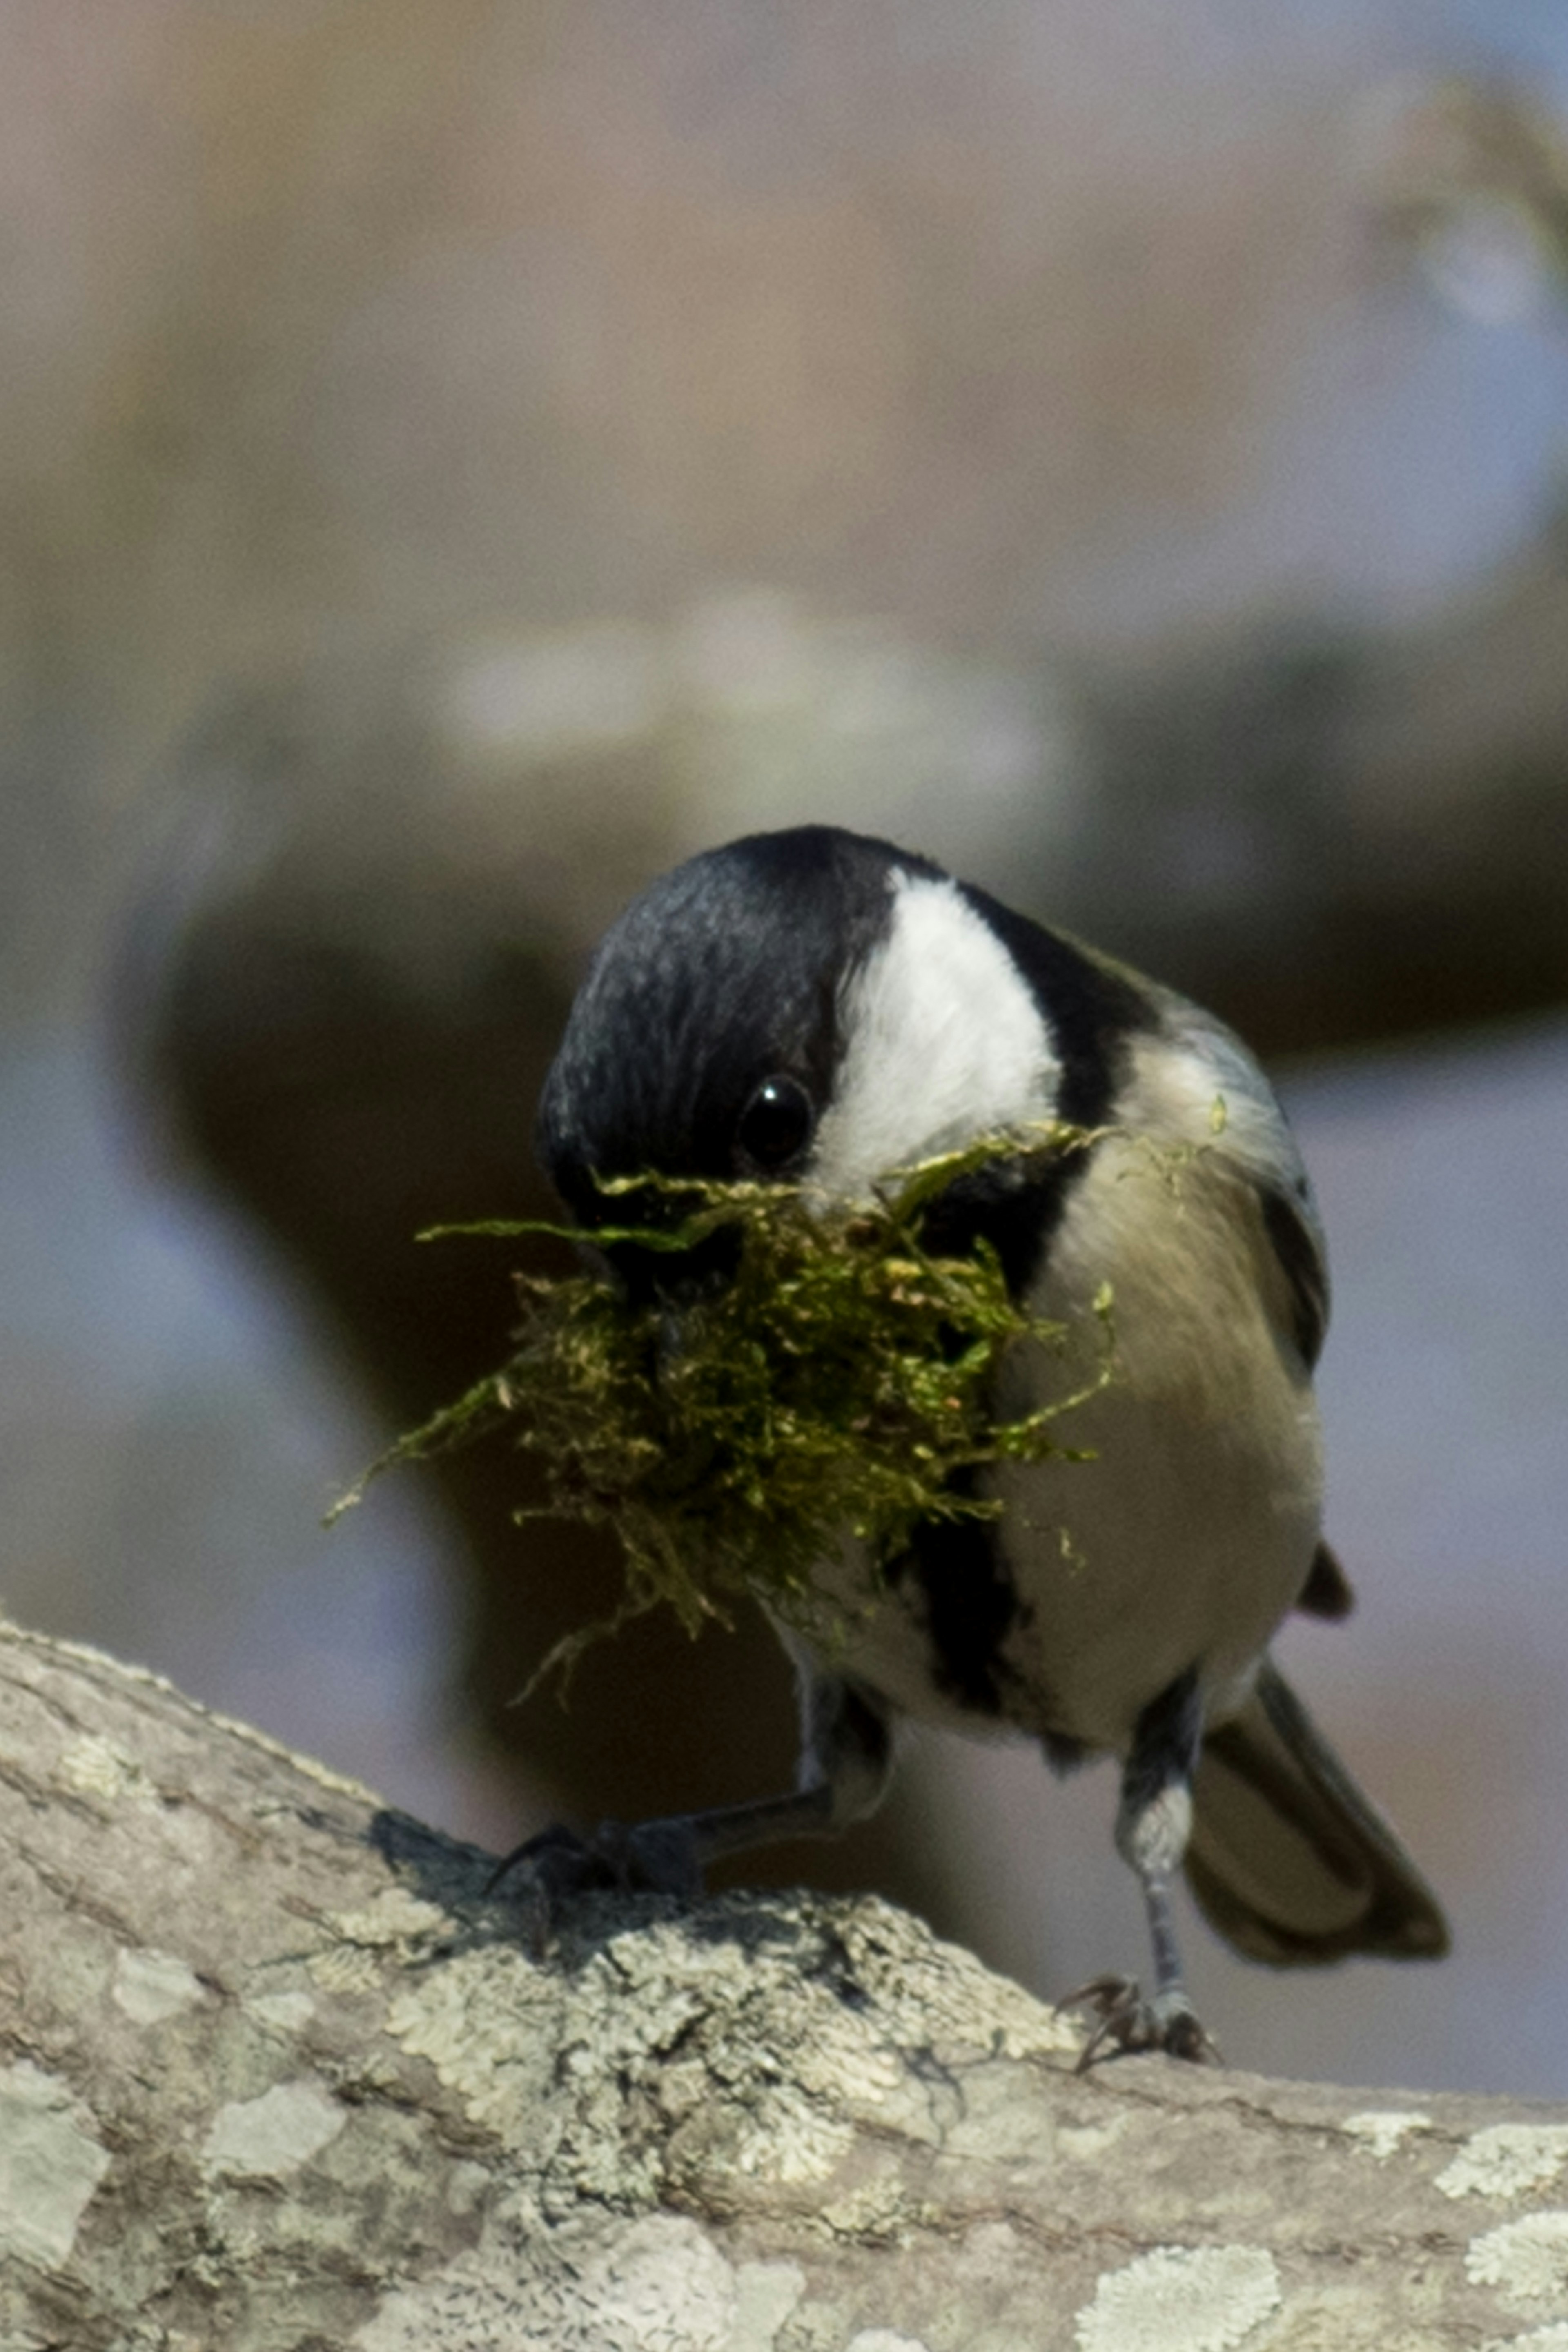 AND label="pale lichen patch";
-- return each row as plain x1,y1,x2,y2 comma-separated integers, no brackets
383,1898,1019,2217
1438,2125,1568,2202
835,1901,1077,2062
733,2083,854,2187
1341,2109,1432,2161
579,1912,932,2196
819,2169,915,2238
246,1989,317,2034
384,1942,557,2148
329,1887,452,1950
0,2061,111,2268
845,2334,935,2352
308,1944,386,1998
786,2020,902,2110
200,2080,347,2180
541,2213,740,2347
378,1893,1084,2238
1481,2328,1568,2350
56,1731,153,1806
732,2261,807,2345
445,2160,493,2217
112,1947,204,2026
1467,2212,1568,2305
352,2211,783,2352
1074,2245,1281,2352
305,1887,454,2002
